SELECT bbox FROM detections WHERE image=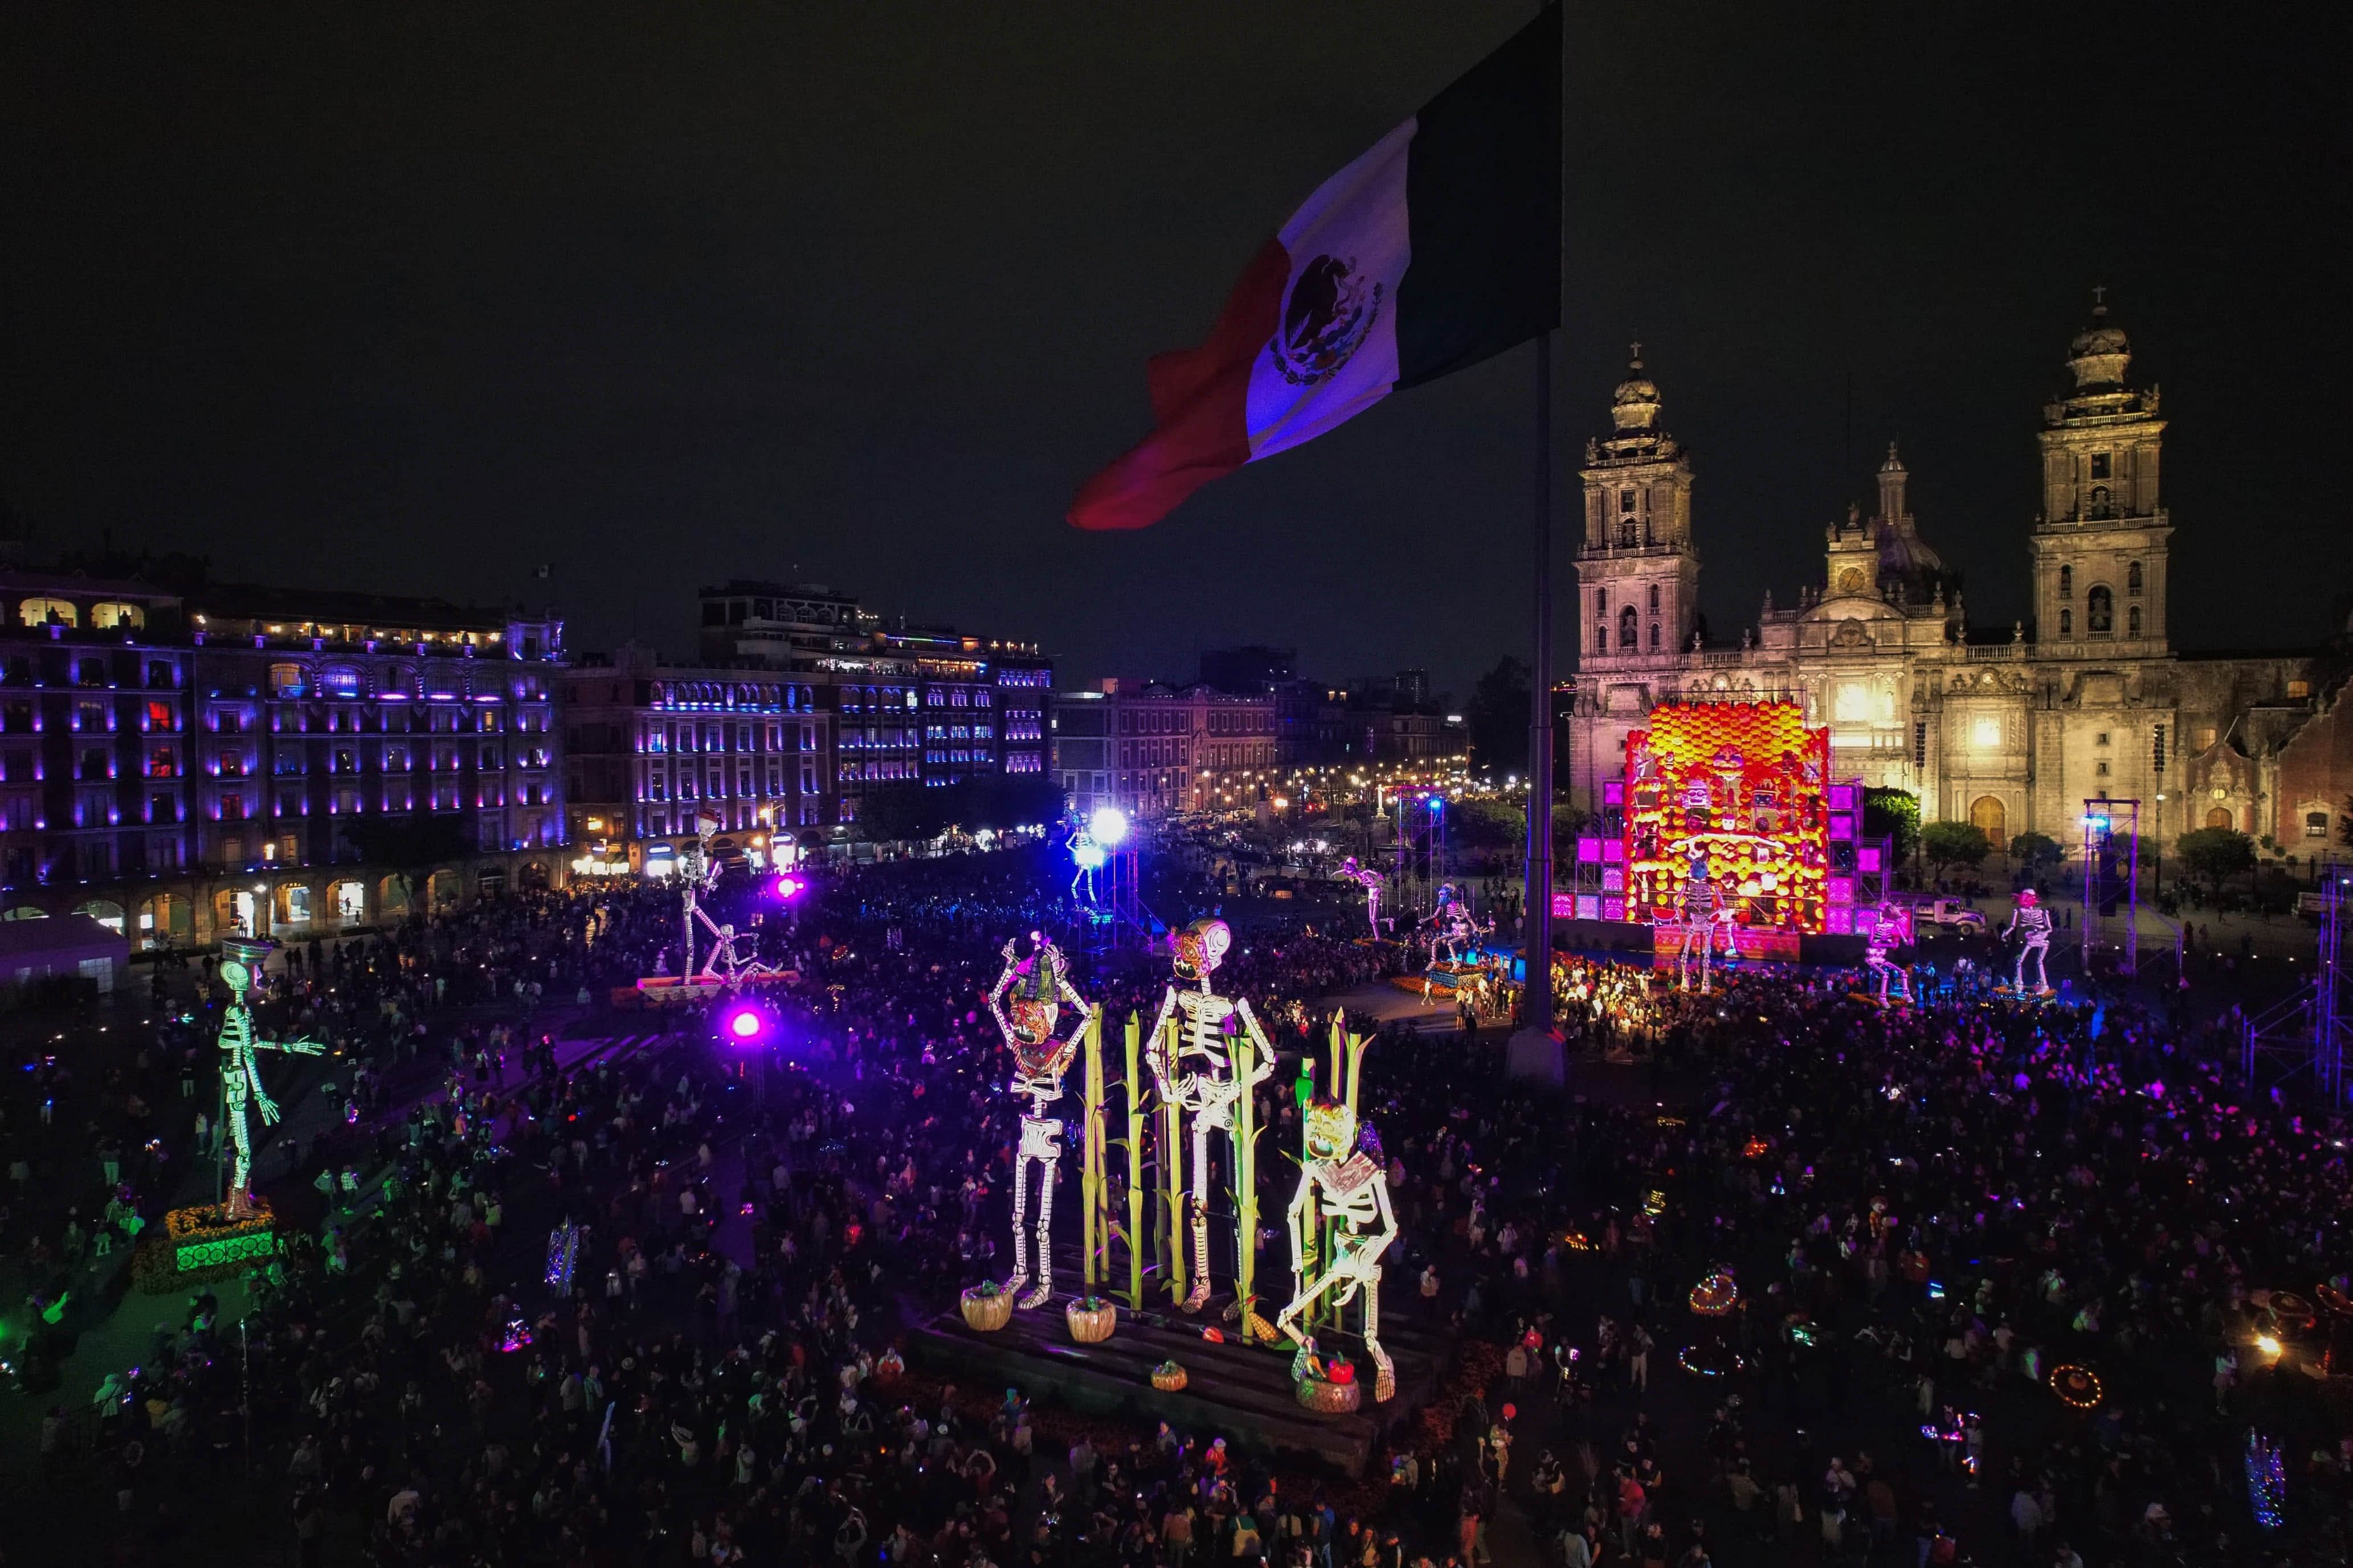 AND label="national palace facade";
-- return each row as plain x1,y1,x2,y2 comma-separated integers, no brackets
1565,301,2353,858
